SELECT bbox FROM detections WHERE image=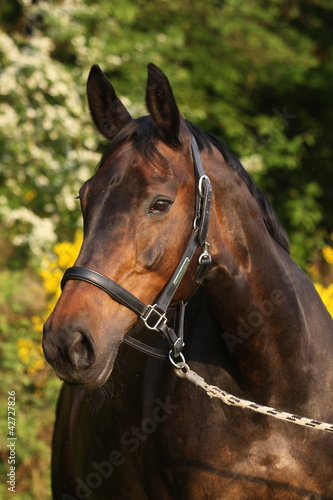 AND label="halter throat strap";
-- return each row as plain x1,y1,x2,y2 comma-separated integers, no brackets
61,135,212,359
